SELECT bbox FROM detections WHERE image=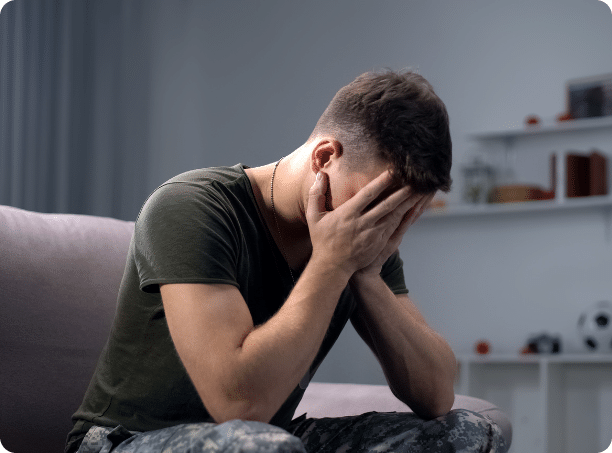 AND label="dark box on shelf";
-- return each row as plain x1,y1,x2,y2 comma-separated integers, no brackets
566,151,608,198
